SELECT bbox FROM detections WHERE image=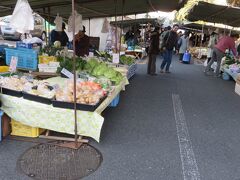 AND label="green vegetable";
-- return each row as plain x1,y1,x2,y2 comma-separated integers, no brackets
120,55,135,65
